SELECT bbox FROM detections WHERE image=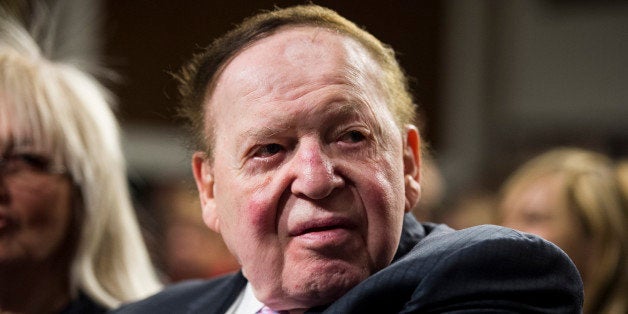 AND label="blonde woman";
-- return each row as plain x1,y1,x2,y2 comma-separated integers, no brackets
0,2,161,313
498,148,627,314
